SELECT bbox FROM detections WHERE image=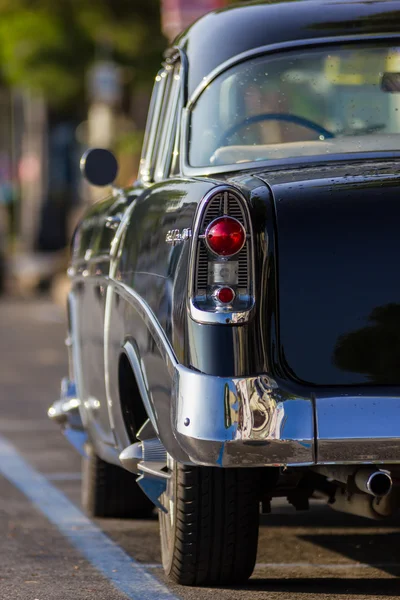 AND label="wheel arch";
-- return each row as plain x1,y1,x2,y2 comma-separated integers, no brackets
118,340,160,441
